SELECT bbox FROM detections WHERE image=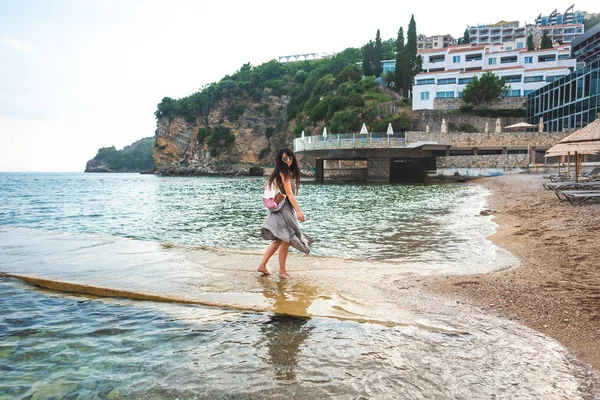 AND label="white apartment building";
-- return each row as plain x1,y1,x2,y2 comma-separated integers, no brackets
538,24,584,44
468,21,535,47
417,34,456,50
412,43,576,110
